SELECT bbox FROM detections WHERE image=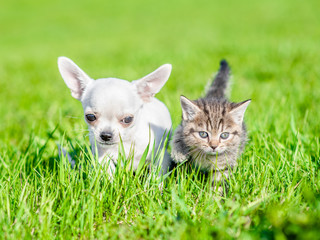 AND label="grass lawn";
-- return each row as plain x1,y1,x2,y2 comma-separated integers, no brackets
1,0,320,239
